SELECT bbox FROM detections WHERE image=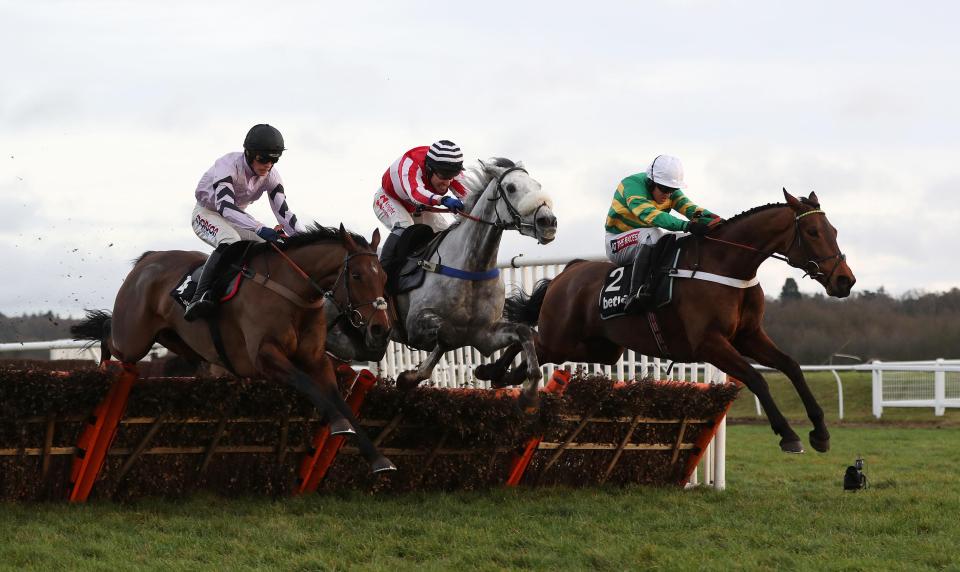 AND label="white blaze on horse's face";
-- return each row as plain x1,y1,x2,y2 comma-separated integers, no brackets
481,160,558,244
